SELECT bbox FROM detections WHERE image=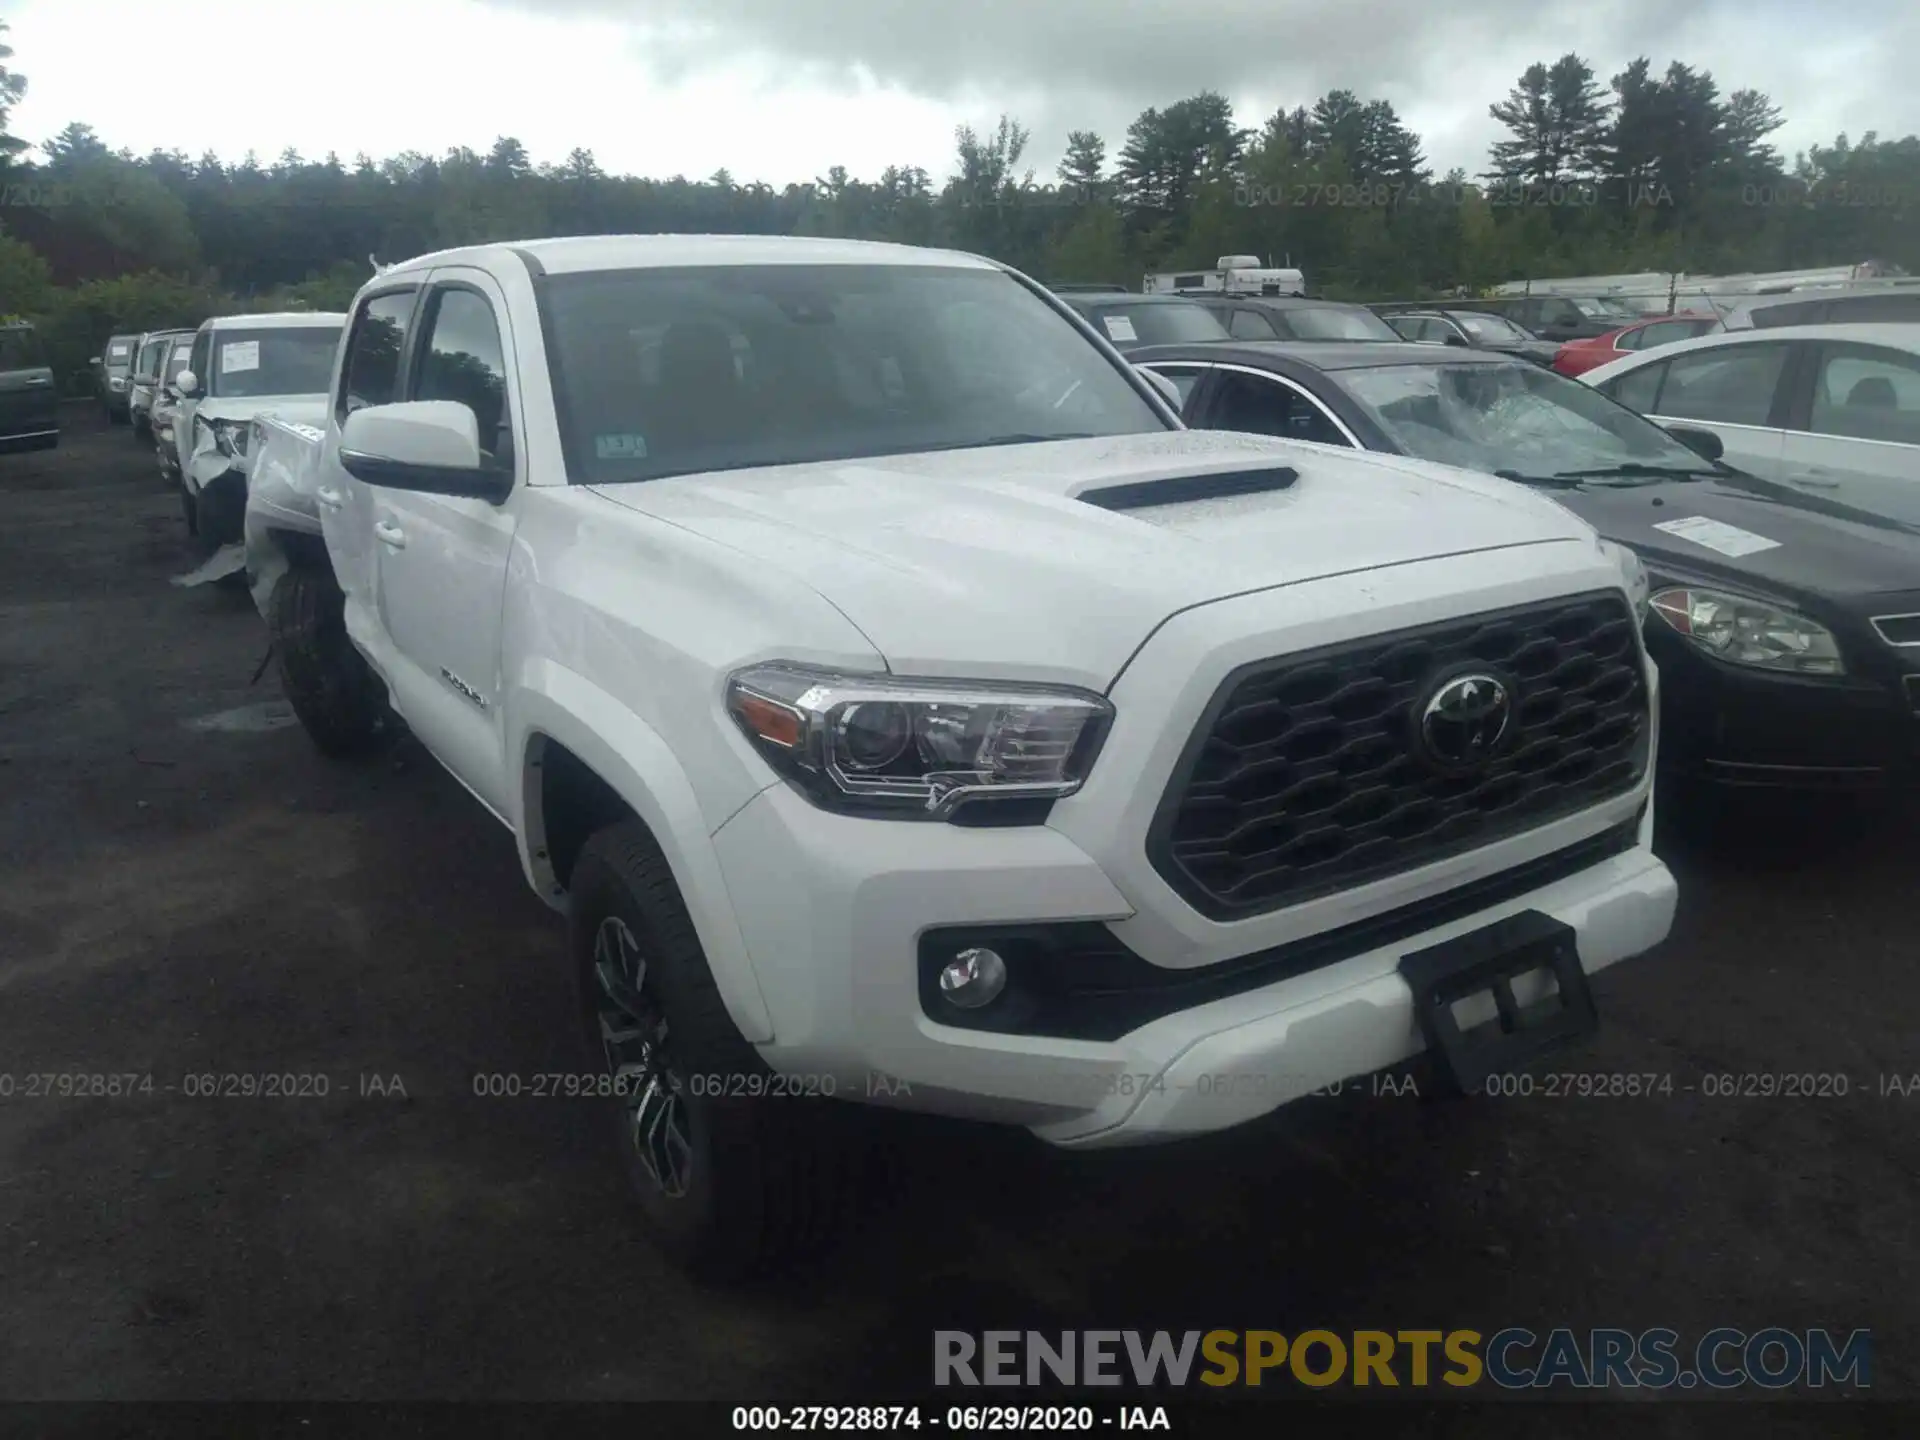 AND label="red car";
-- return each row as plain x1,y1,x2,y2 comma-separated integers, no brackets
1552,312,1720,378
